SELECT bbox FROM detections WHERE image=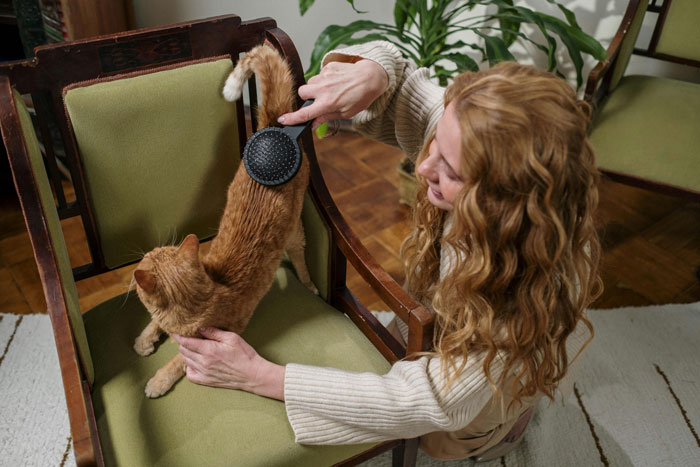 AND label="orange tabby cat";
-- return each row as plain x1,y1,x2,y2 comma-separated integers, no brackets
133,45,316,398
